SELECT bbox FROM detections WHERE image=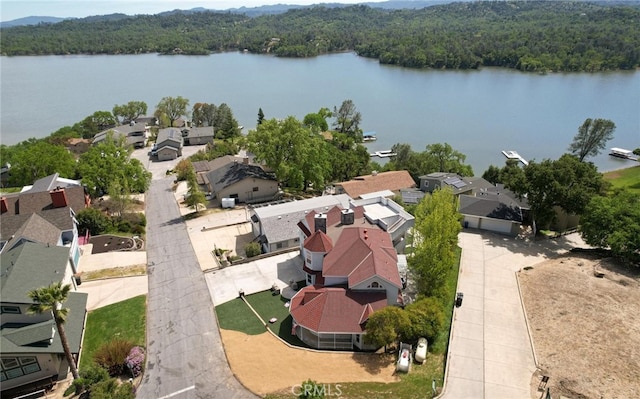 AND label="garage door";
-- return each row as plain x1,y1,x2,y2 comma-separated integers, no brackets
479,218,514,235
